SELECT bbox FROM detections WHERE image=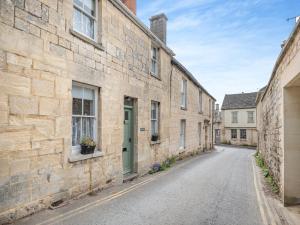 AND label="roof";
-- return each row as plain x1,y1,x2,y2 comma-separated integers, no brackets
221,92,258,110
171,58,216,101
